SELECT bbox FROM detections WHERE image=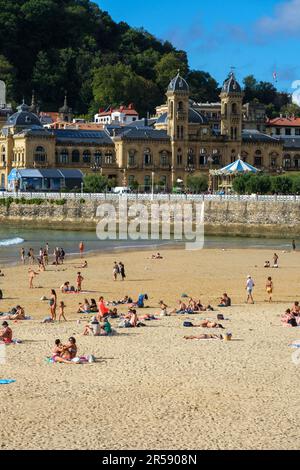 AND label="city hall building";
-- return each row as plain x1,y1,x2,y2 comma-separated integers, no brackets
0,71,298,191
